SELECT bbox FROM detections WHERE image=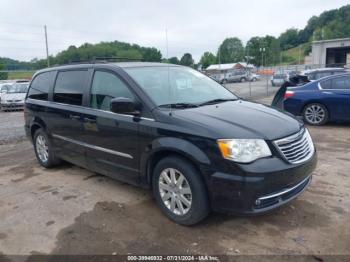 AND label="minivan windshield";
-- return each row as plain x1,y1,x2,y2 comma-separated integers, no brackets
125,66,237,107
